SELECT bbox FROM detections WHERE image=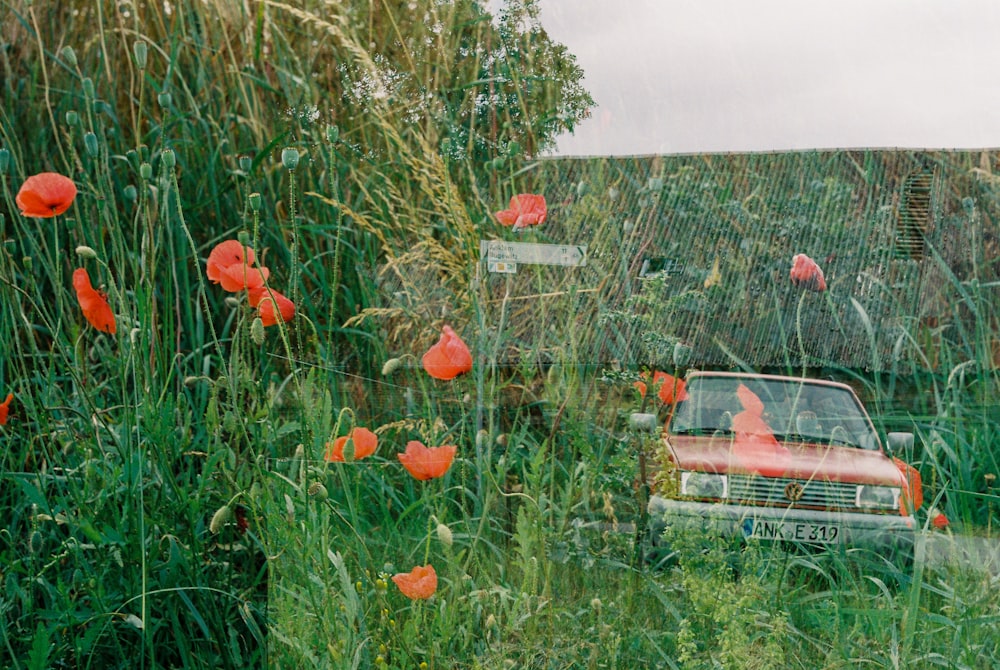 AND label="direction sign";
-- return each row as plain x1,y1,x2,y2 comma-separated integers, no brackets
480,240,587,270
